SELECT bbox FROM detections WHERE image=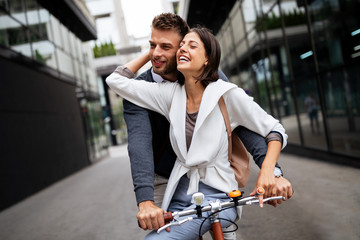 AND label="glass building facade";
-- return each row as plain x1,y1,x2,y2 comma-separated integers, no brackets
0,0,108,161
0,0,109,210
216,0,360,161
